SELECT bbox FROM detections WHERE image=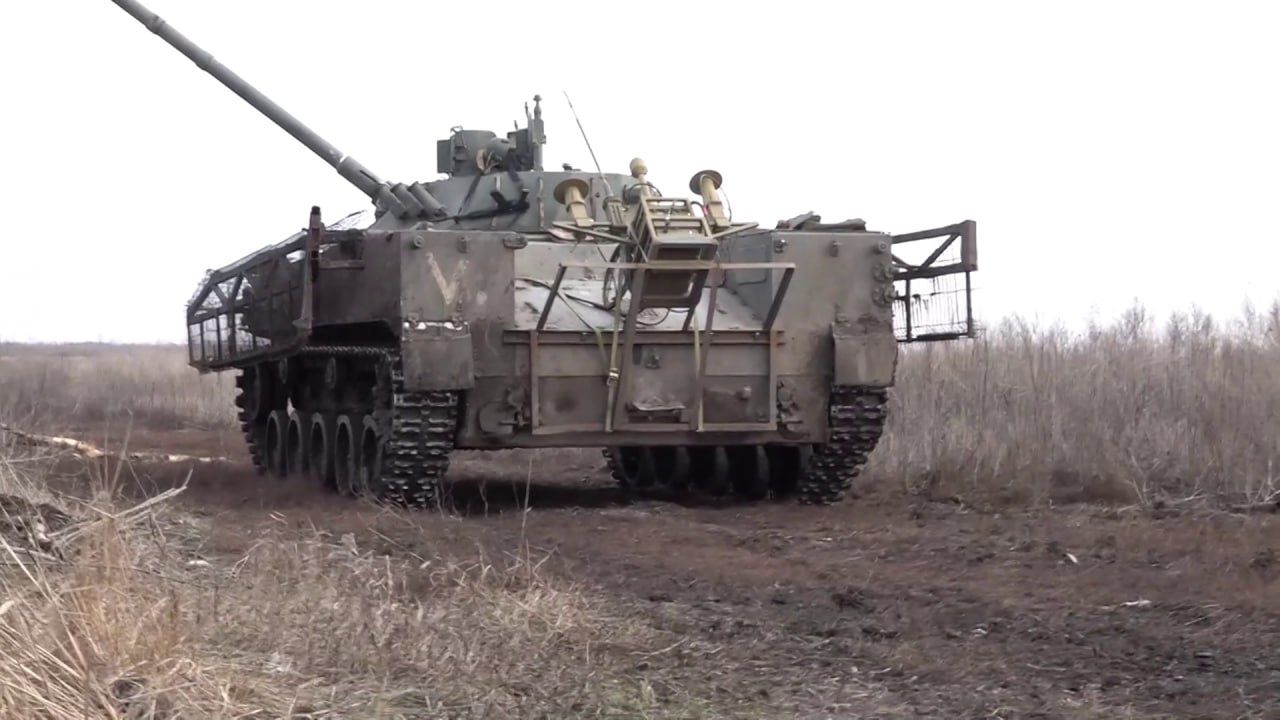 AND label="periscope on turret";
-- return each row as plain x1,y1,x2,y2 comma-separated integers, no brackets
105,0,979,507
